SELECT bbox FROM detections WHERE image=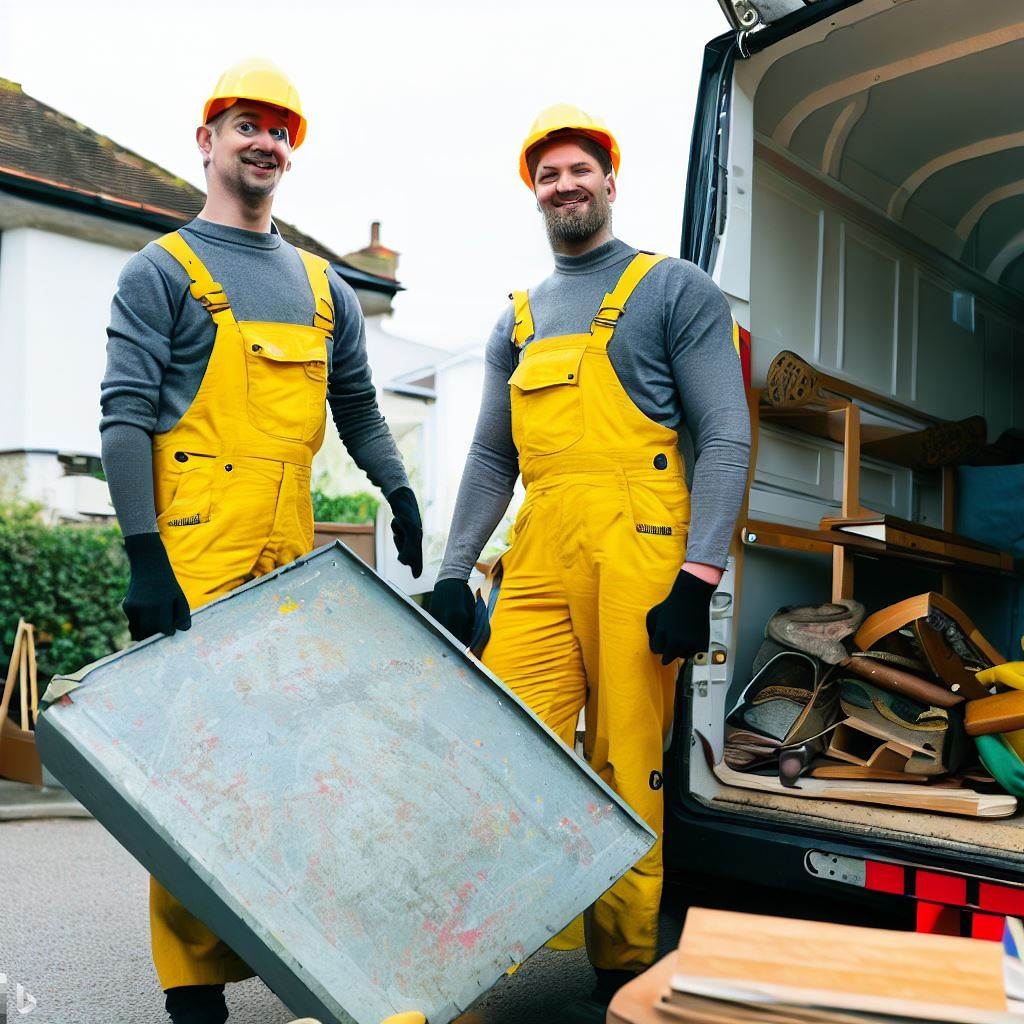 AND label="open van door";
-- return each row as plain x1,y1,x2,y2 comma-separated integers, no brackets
671,0,1024,940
